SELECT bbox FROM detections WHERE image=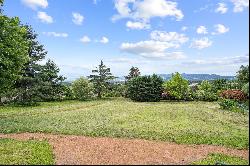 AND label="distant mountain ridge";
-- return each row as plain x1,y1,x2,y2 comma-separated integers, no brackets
158,73,235,81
